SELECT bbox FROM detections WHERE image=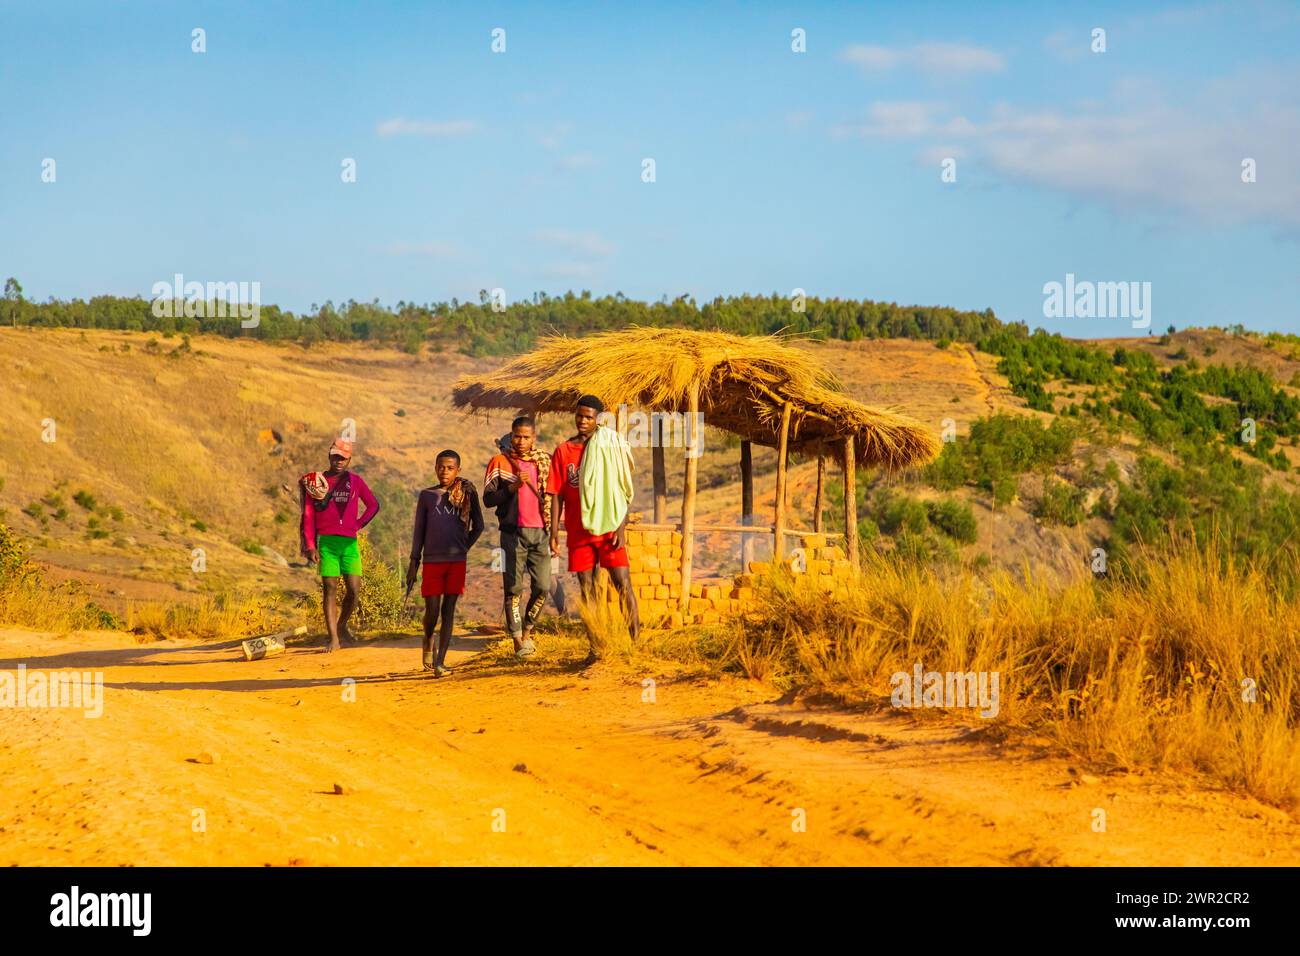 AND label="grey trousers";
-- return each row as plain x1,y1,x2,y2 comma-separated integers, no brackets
502,527,551,637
